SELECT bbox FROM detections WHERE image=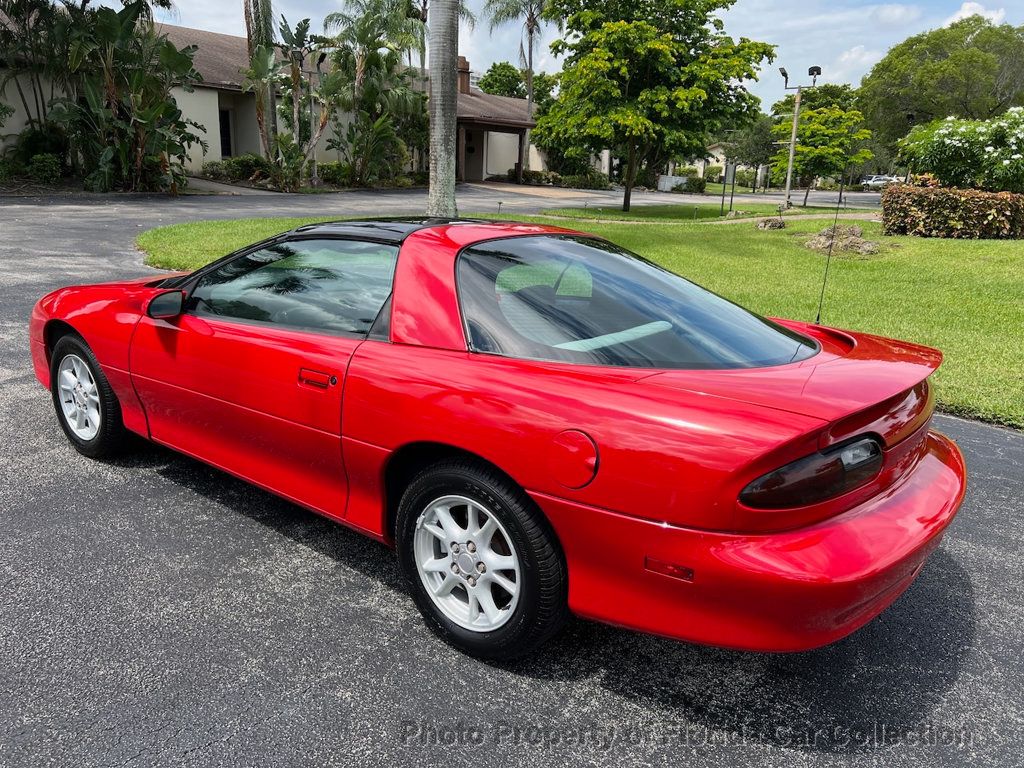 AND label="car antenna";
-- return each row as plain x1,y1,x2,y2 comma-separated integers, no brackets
815,168,847,325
